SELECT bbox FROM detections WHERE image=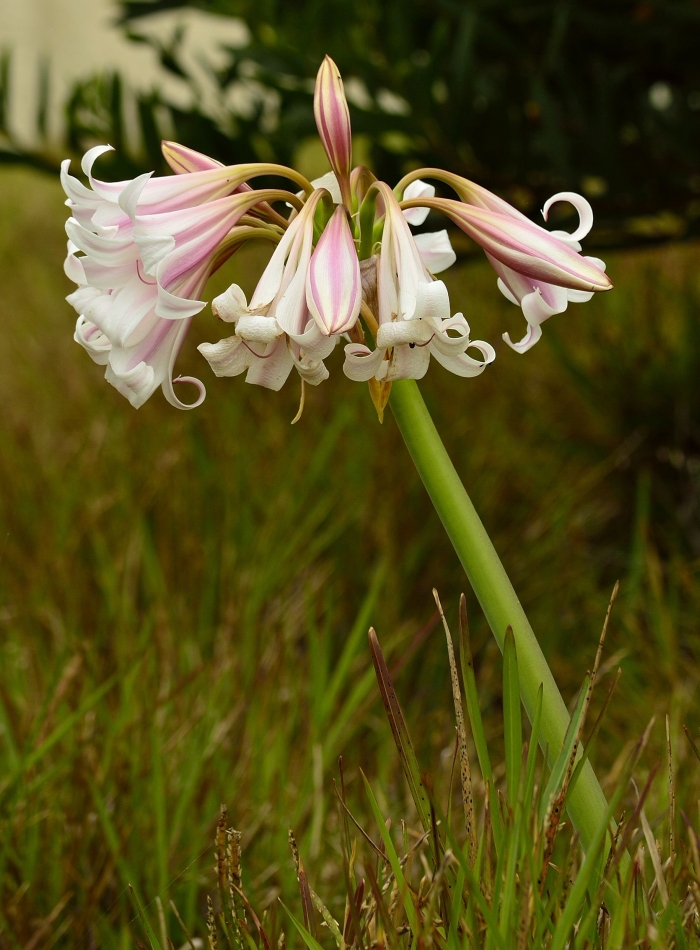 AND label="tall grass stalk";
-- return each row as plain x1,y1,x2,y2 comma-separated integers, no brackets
389,379,610,852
